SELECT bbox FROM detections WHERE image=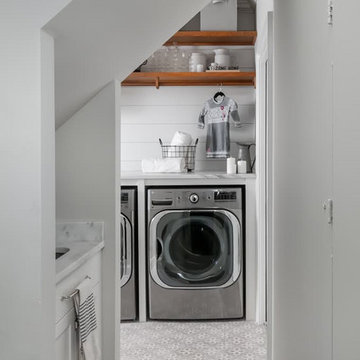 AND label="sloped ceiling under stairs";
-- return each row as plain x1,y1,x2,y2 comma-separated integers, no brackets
44,0,209,128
